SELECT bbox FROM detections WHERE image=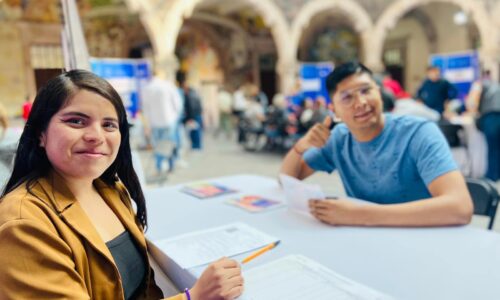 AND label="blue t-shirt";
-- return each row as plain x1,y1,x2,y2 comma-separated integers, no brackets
303,114,457,204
